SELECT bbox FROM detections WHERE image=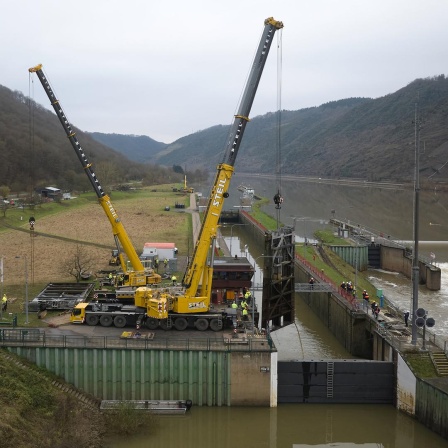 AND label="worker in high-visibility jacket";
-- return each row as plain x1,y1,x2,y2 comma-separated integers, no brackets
2,294,7,312
242,308,249,321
